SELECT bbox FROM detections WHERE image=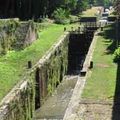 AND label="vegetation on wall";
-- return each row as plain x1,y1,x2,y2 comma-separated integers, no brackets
0,23,78,101
0,80,35,120
0,19,19,54
0,20,36,54
47,41,68,96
